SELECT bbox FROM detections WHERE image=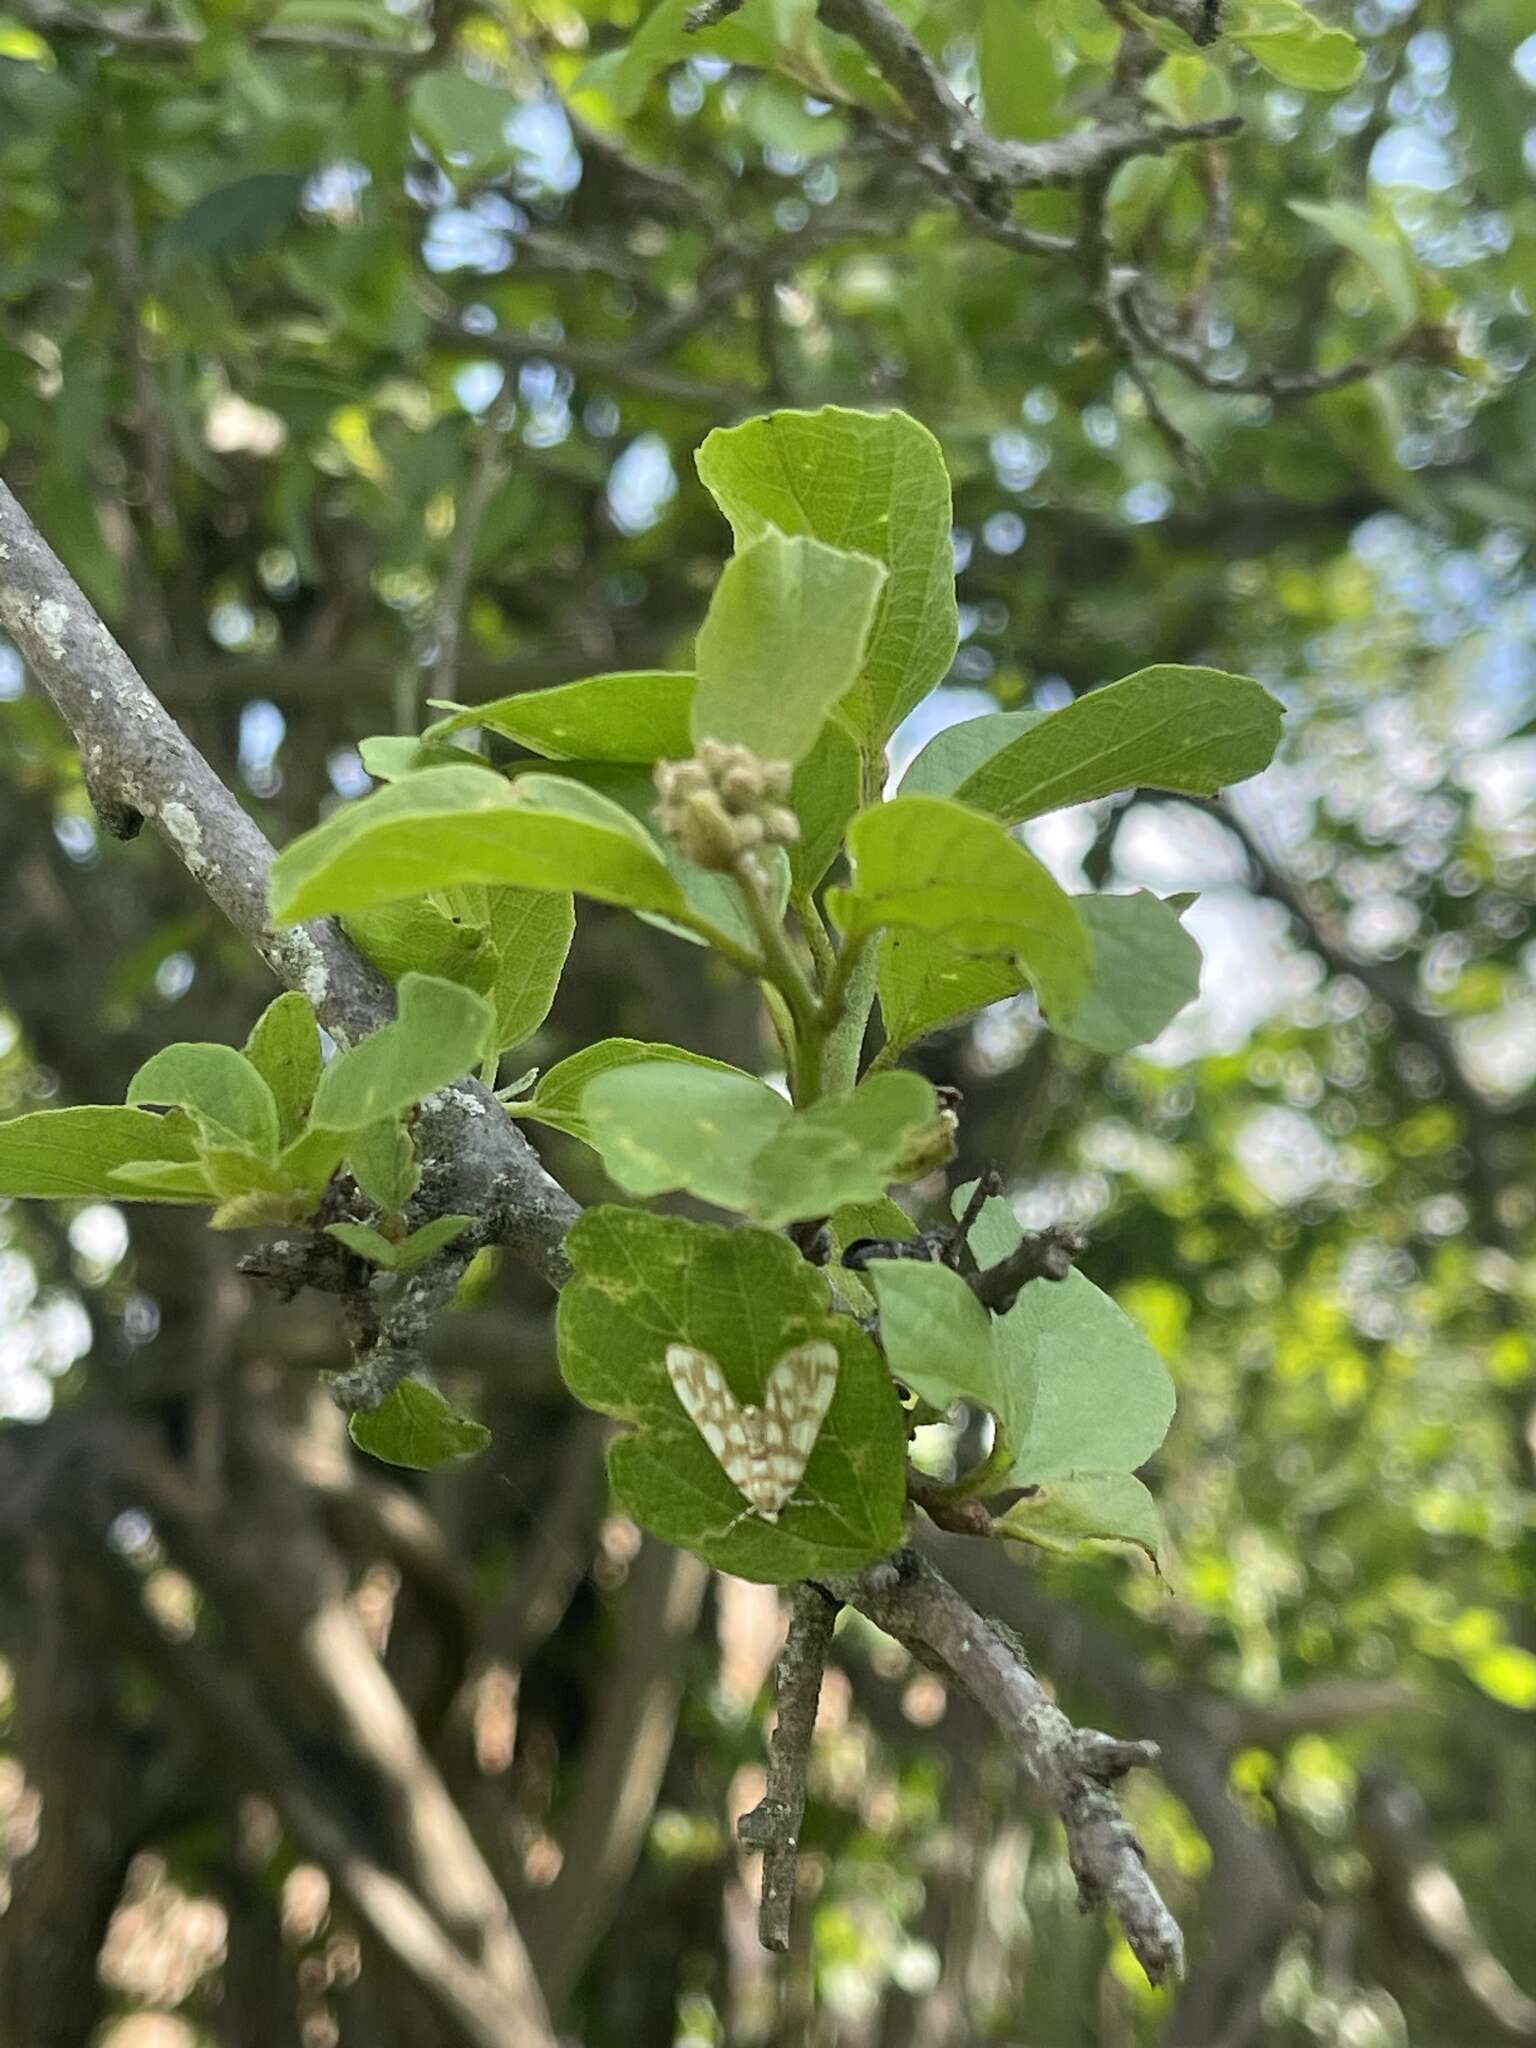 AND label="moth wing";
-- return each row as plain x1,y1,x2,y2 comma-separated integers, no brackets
666,1344,742,1435
756,1339,840,1512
